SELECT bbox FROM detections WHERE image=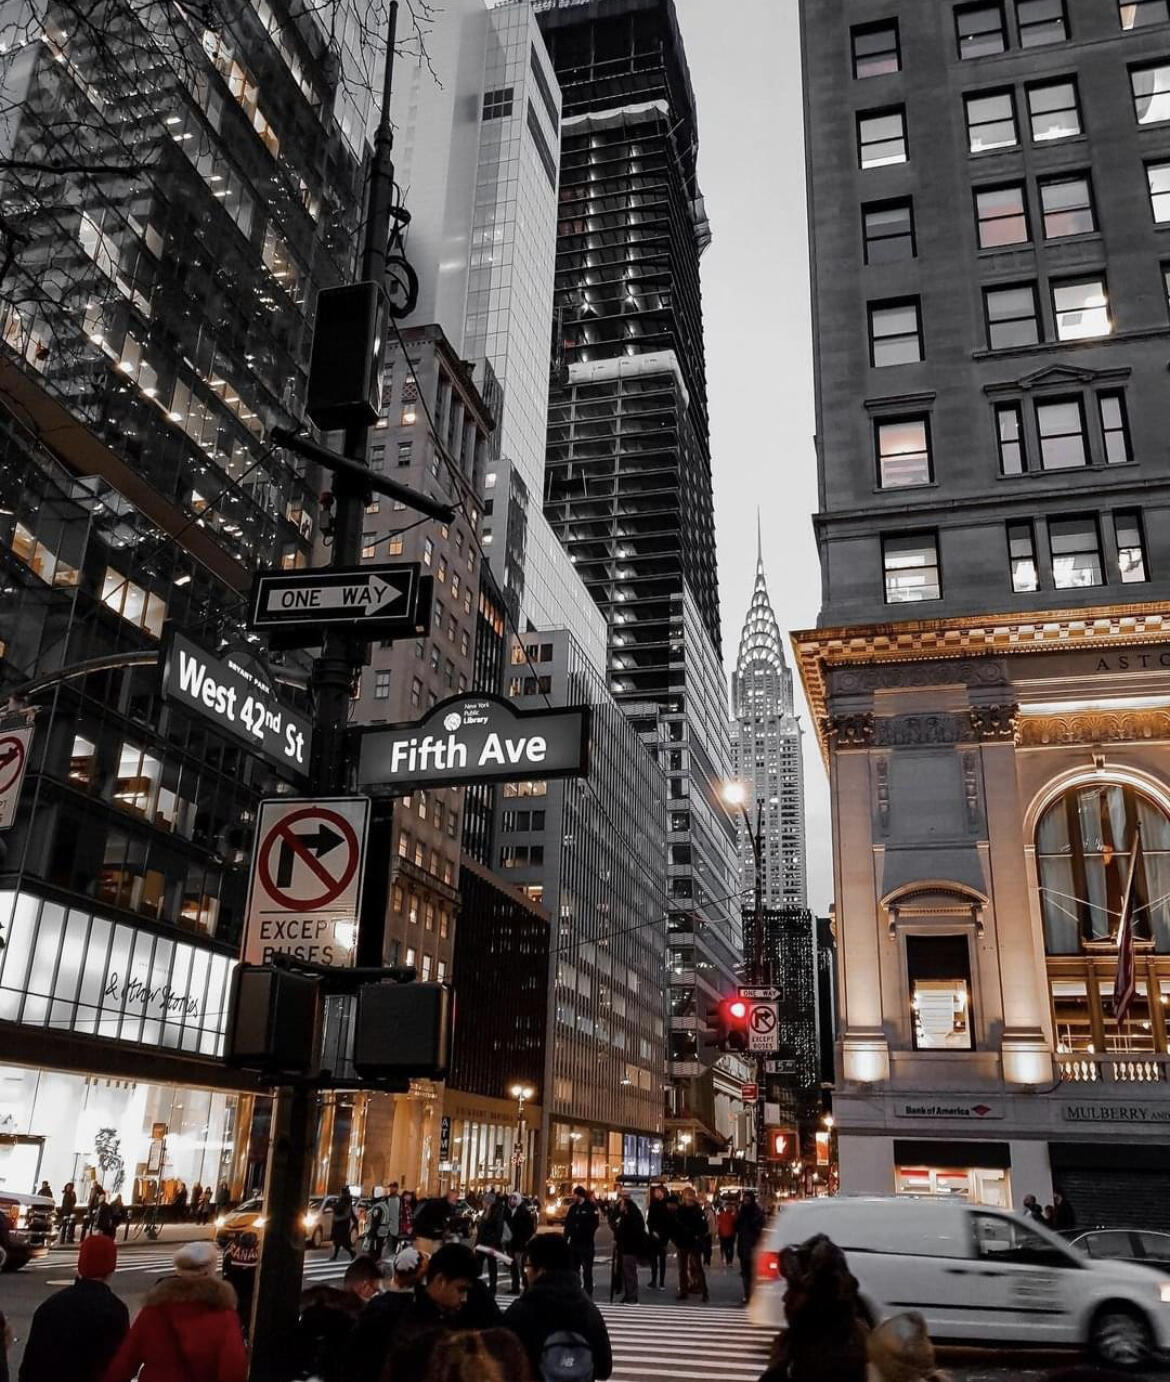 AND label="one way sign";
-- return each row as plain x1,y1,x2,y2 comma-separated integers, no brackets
248,564,422,640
